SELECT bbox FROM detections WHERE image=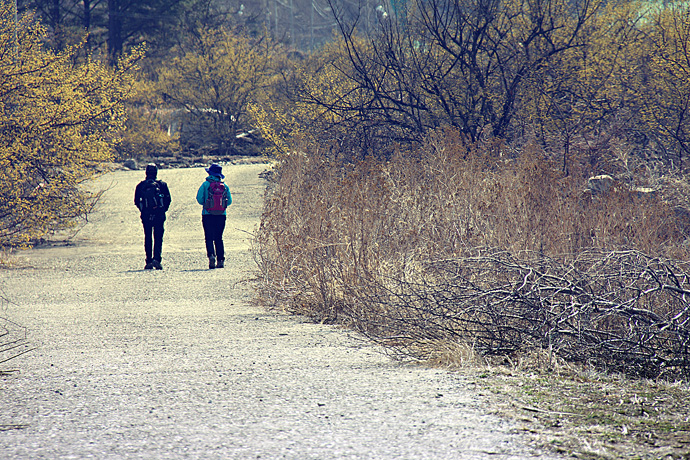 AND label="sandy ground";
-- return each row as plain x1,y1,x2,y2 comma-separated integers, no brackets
0,163,559,459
